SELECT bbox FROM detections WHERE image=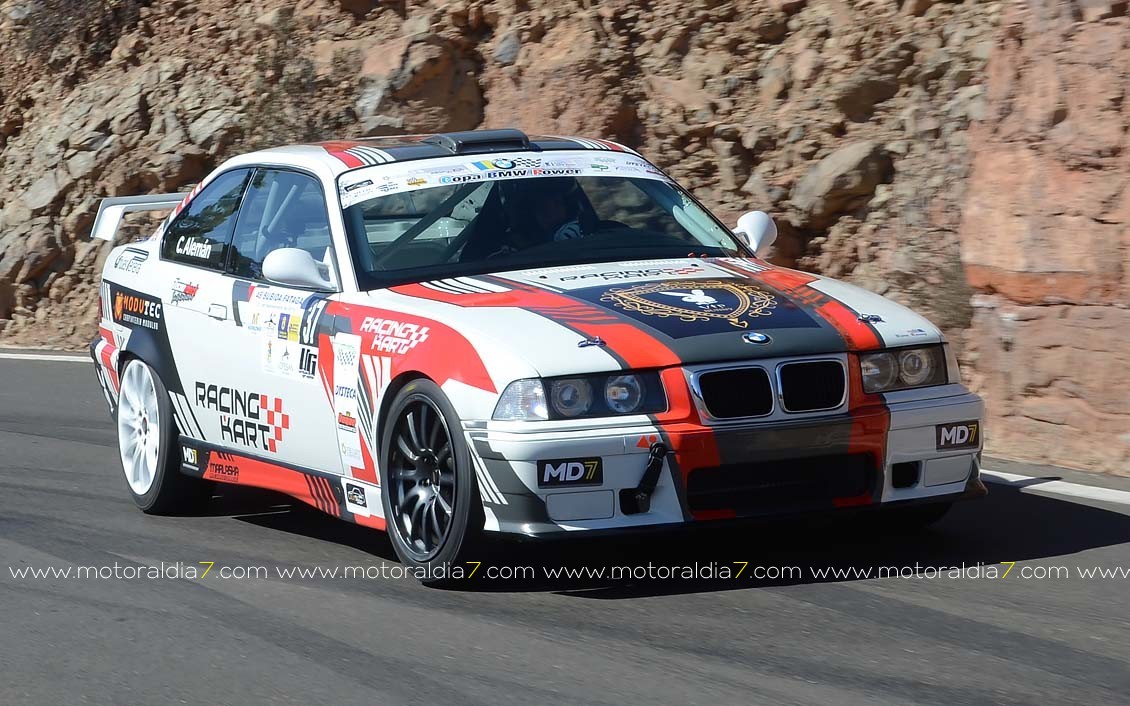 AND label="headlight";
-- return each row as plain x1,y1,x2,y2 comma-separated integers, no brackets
860,346,948,393
605,375,644,414
493,379,548,420
493,371,667,420
549,378,593,418
897,348,934,386
860,352,898,392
